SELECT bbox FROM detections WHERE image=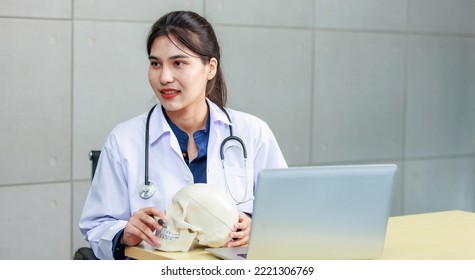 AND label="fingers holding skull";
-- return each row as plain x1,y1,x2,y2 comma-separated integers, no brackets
121,207,165,247
226,211,252,247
